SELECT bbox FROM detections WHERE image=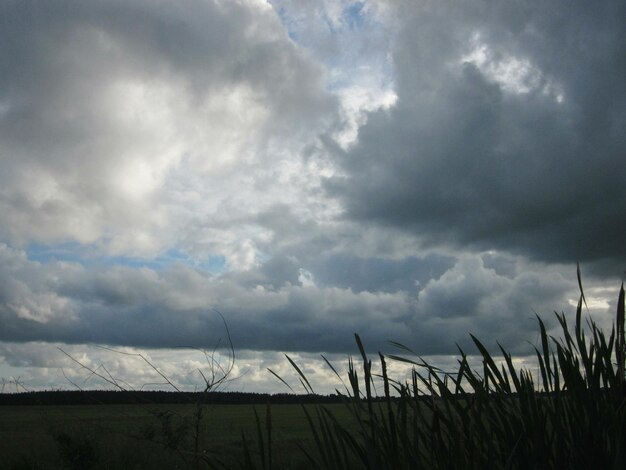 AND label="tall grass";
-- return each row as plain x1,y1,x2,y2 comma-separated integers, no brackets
251,275,626,469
